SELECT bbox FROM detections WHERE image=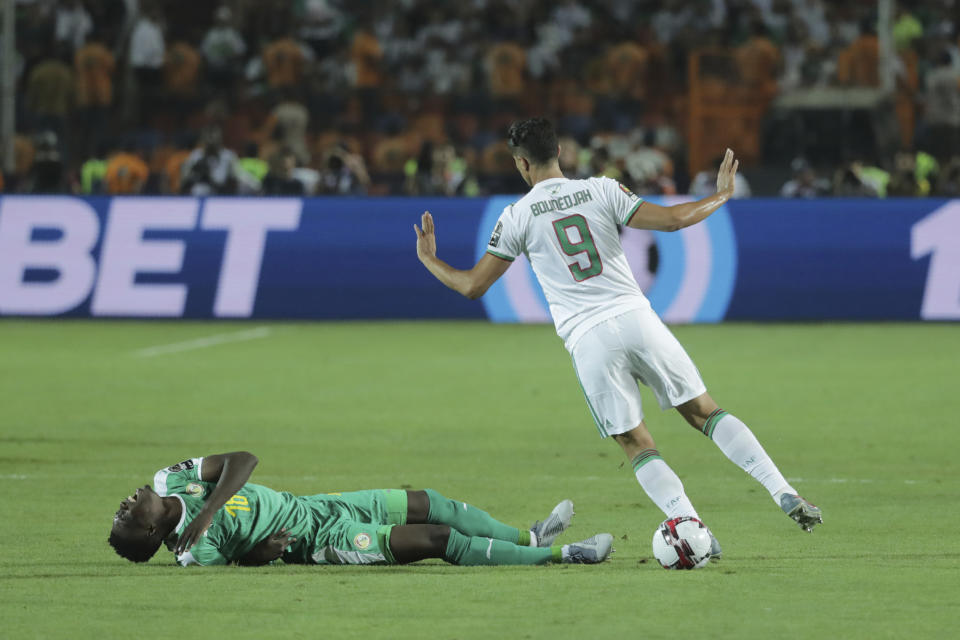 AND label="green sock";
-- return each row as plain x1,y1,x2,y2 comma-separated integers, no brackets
425,489,523,544
443,529,557,566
